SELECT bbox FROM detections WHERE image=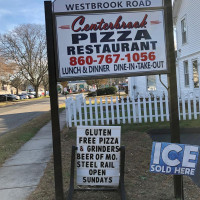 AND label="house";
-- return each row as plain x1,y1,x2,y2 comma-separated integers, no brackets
0,82,17,95
129,1,200,98
128,74,168,98
173,0,200,97
66,81,89,92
